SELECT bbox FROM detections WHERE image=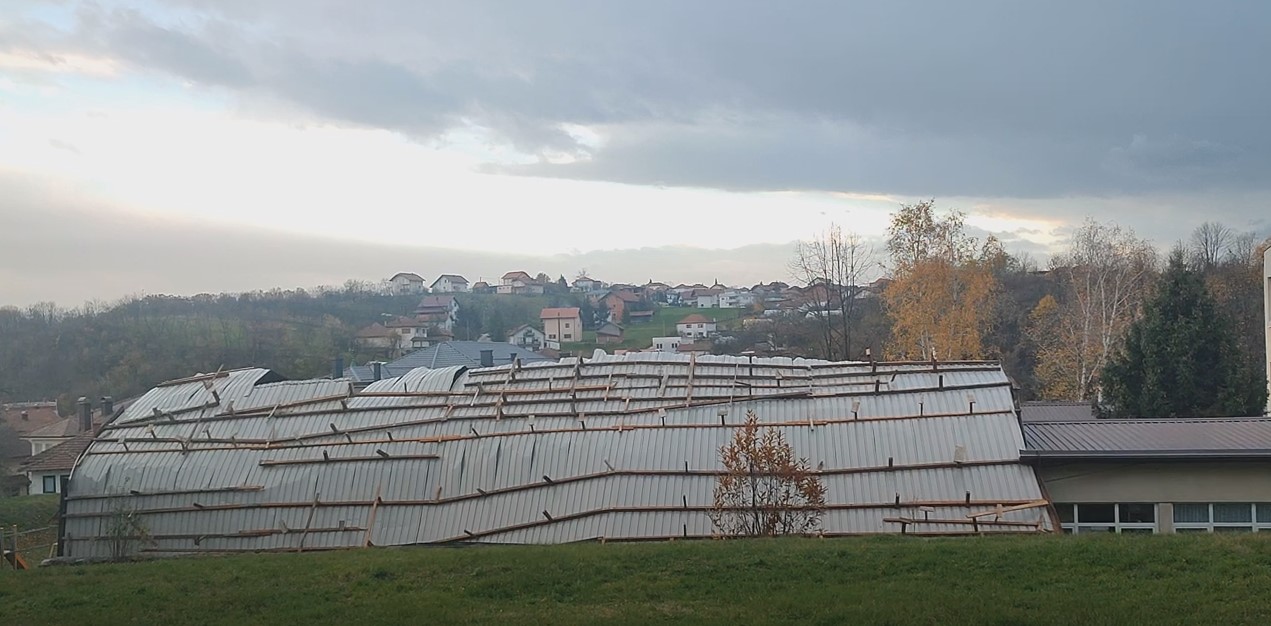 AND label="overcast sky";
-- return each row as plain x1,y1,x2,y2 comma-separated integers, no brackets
2,1,1269,306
